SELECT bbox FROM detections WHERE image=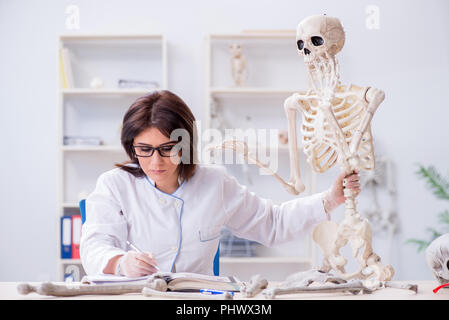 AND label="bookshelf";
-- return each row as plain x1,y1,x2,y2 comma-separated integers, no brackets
205,32,319,280
57,34,167,281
